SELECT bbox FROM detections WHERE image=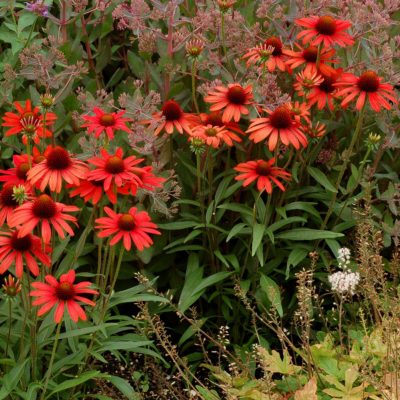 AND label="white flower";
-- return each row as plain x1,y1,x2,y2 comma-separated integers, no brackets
337,247,351,270
328,270,360,295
